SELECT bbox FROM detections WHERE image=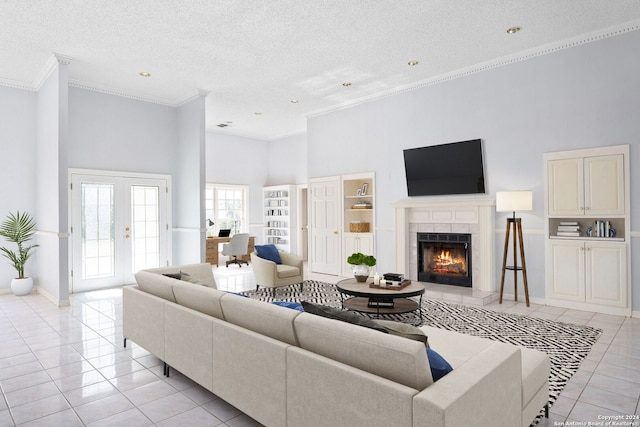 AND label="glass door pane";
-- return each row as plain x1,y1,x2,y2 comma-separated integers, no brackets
131,185,160,273
81,183,115,279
